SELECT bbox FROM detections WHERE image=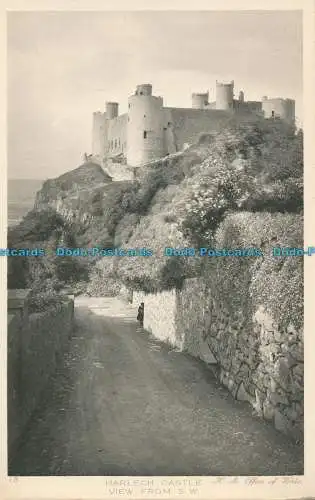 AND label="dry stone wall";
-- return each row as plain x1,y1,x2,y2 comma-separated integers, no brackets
175,278,217,364
132,289,180,347
132,279,303,440
8,296,74,457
